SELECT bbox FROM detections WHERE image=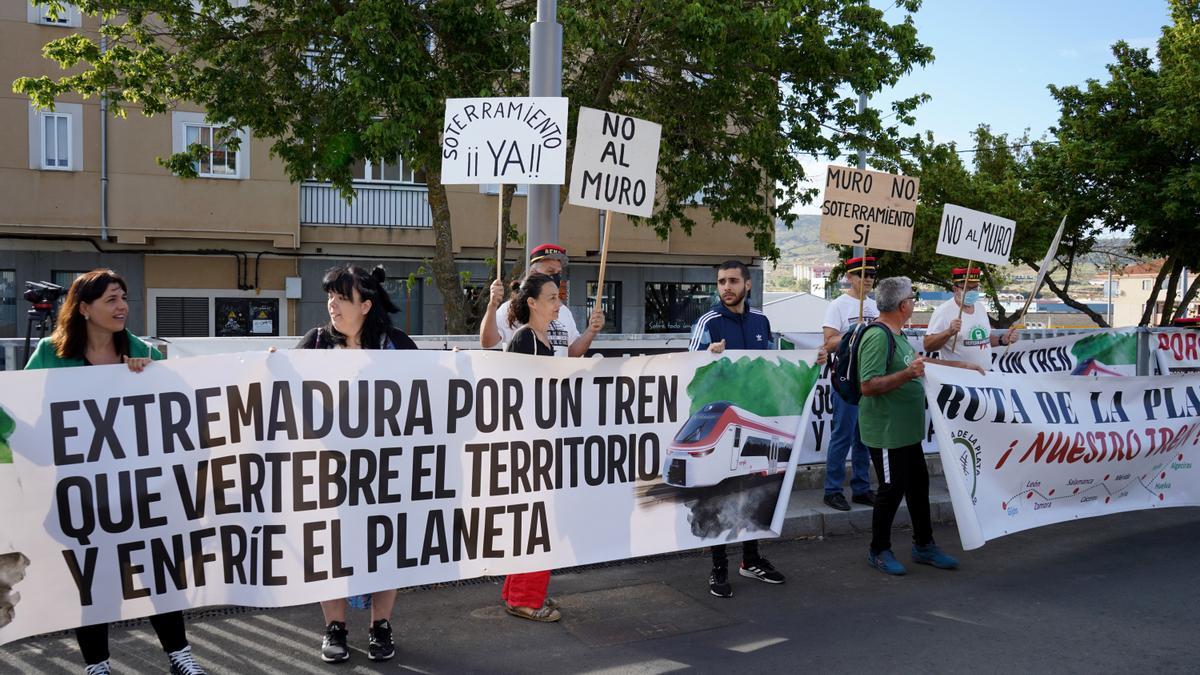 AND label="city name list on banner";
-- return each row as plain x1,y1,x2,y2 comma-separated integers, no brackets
819,165,920,253
937,204,1017,266
567,107,662,218
440,97,568,184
